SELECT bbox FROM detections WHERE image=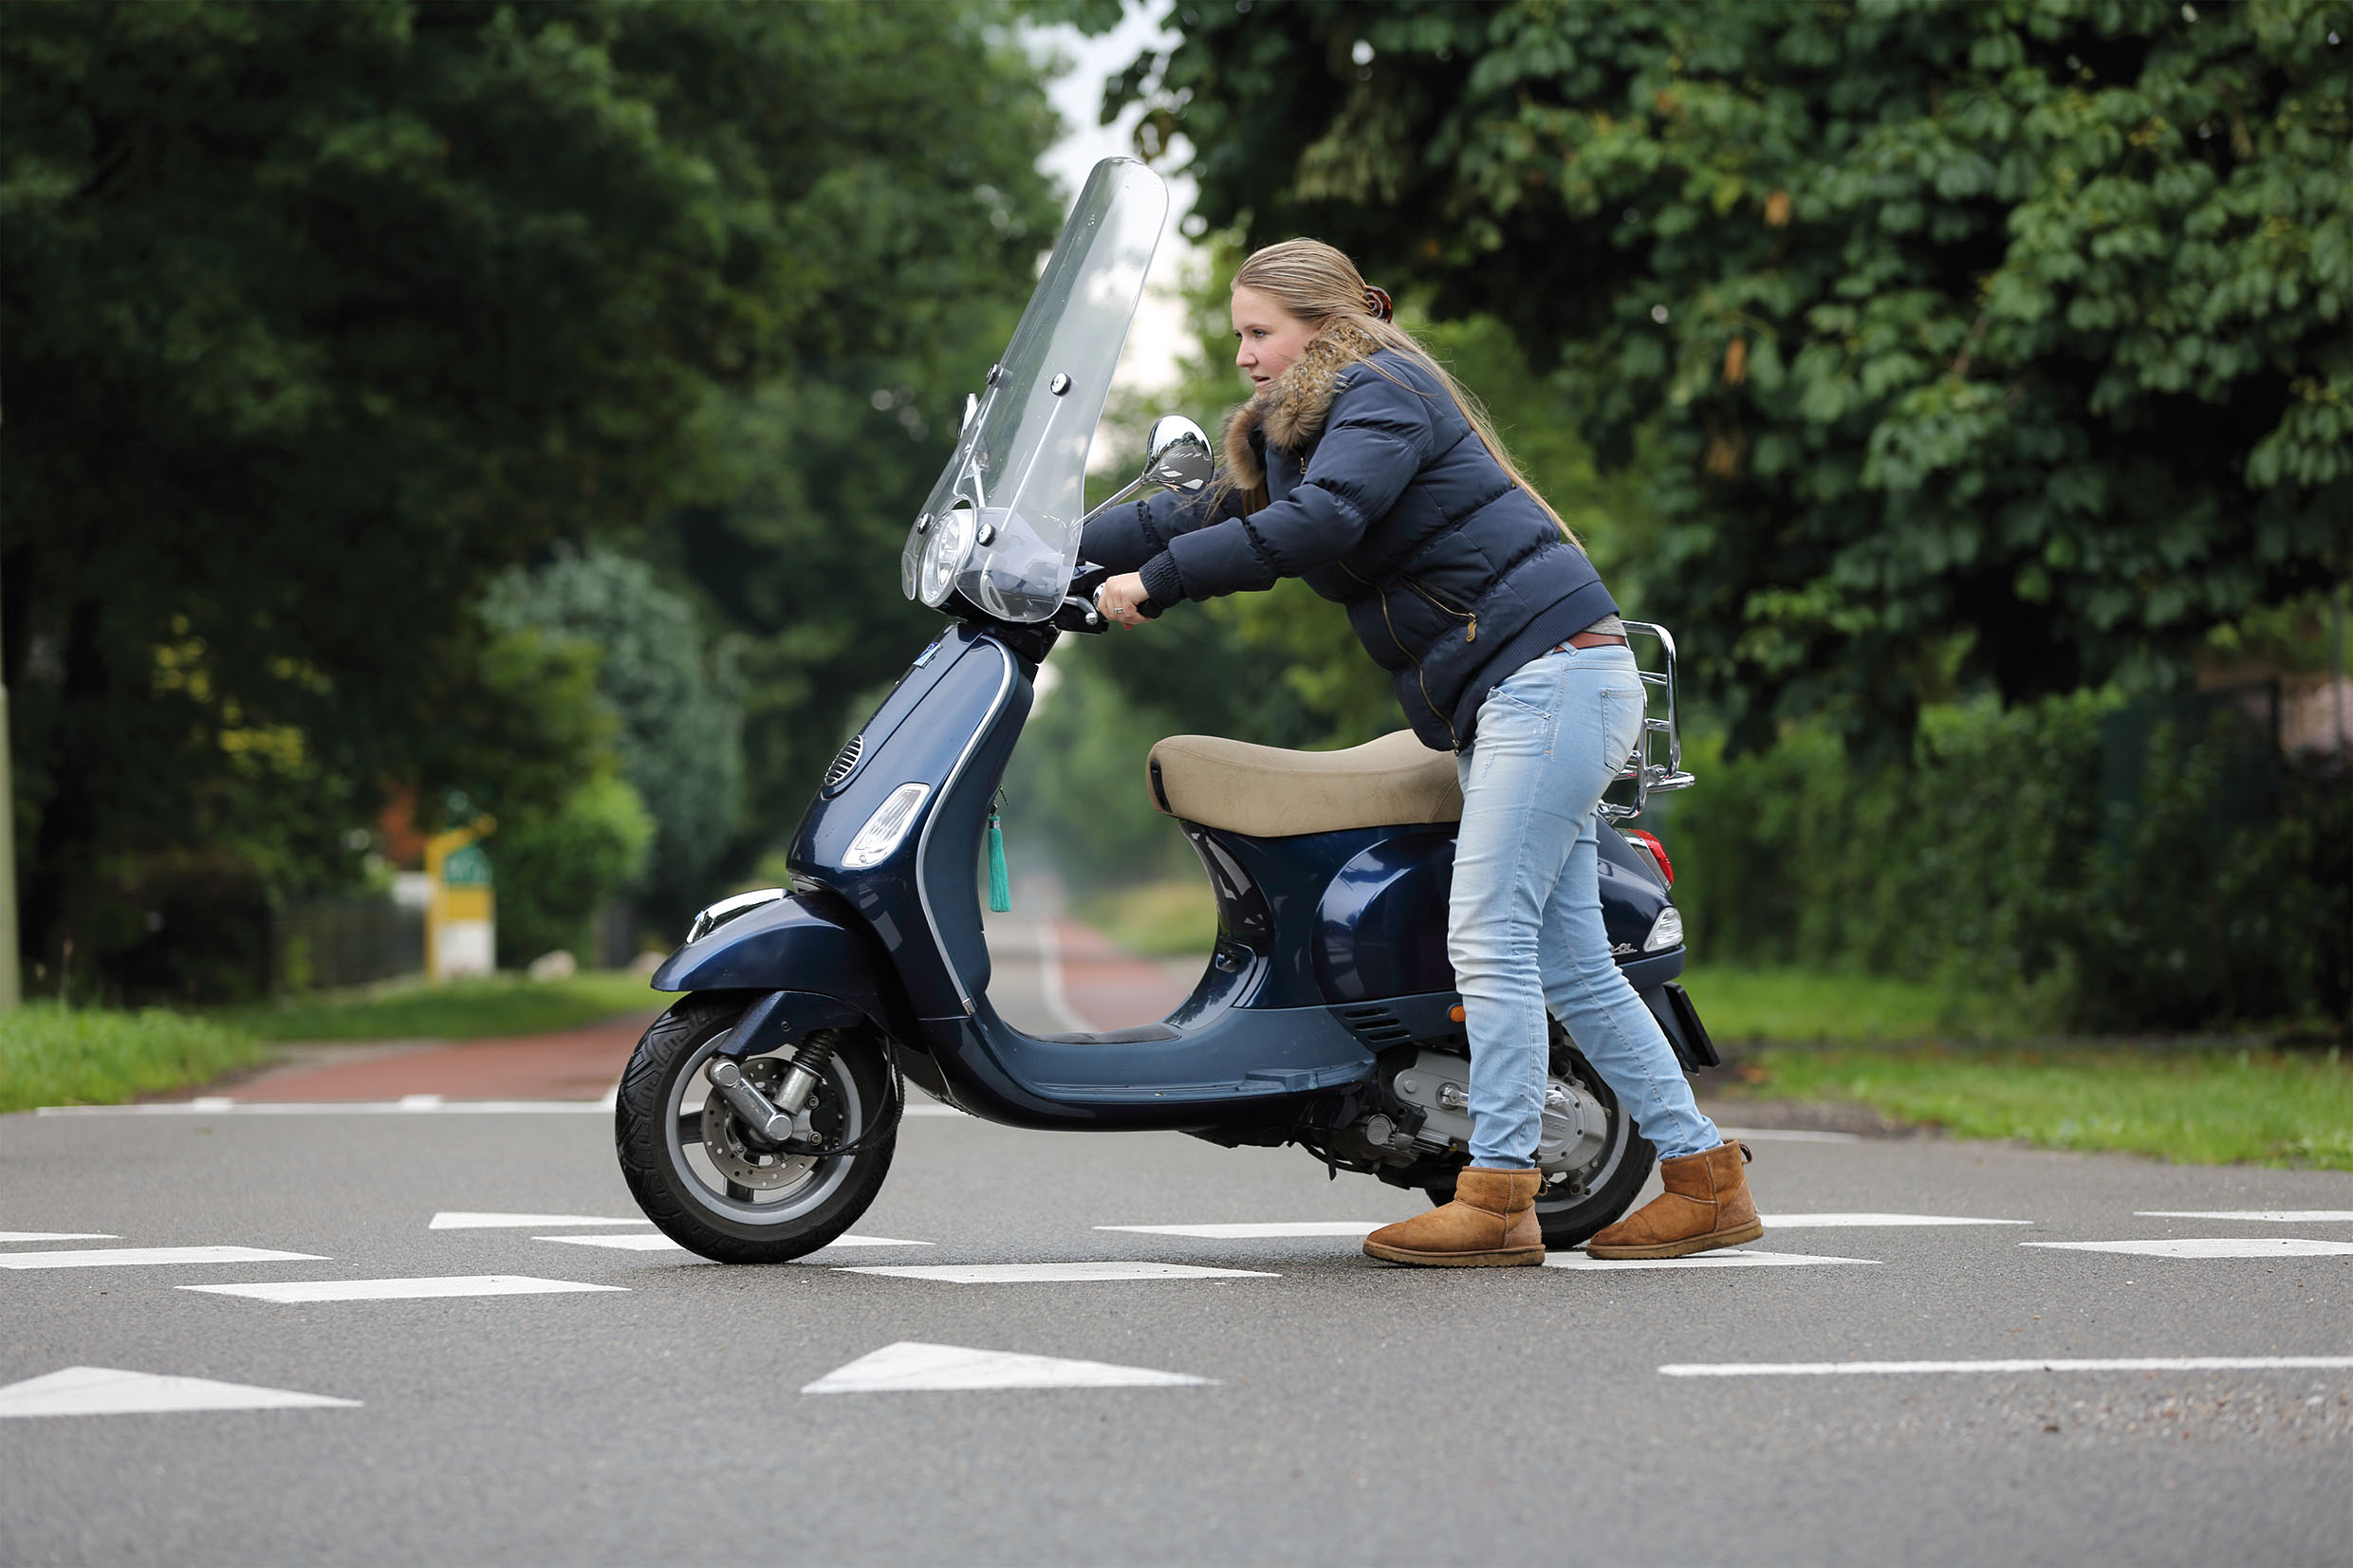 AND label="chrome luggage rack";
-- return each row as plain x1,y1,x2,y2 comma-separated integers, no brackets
1601,620,1697,822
